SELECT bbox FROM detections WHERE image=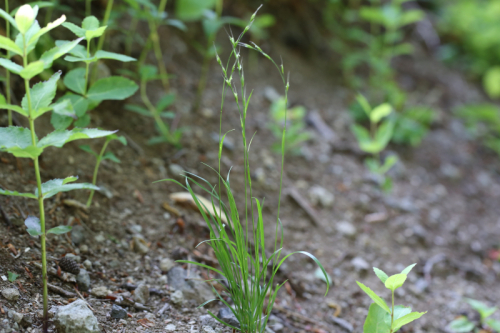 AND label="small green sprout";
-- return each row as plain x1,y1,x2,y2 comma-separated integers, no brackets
351,94,397,191
0,5,115,331
357,264,426,333
448,299,500,333
80,133,127,207
7,271,19,283
268,96,310,155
